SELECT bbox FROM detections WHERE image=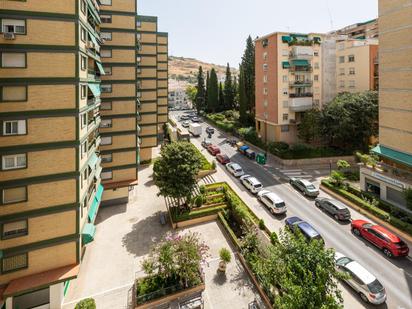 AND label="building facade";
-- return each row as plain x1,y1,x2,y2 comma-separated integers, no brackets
0,0,104,307
332,18,379,40
255,33,323,143
336,39,379,93
359,0,412,209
